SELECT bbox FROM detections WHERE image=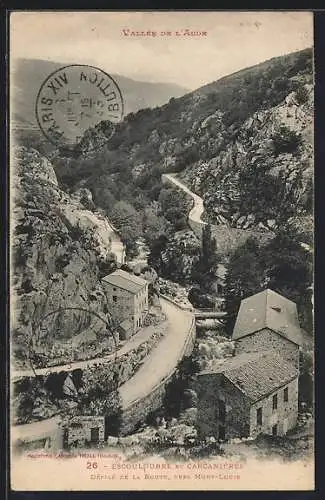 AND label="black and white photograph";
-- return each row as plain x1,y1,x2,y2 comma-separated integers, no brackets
9,10,314,490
